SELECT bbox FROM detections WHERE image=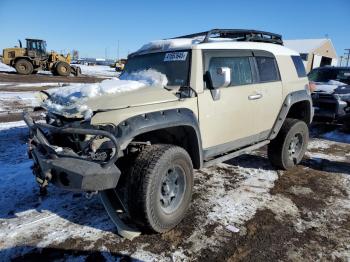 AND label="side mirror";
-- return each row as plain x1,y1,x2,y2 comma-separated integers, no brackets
206,67,231,101
211,67,231,89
